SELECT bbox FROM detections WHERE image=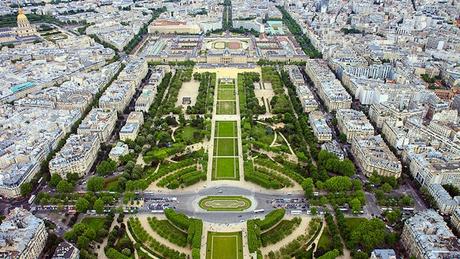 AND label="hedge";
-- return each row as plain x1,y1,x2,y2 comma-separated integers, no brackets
259,209,285,231
128,218,185,258
261,218,301,246
164,208,191,231
105,248,131,259
147,217,188,247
